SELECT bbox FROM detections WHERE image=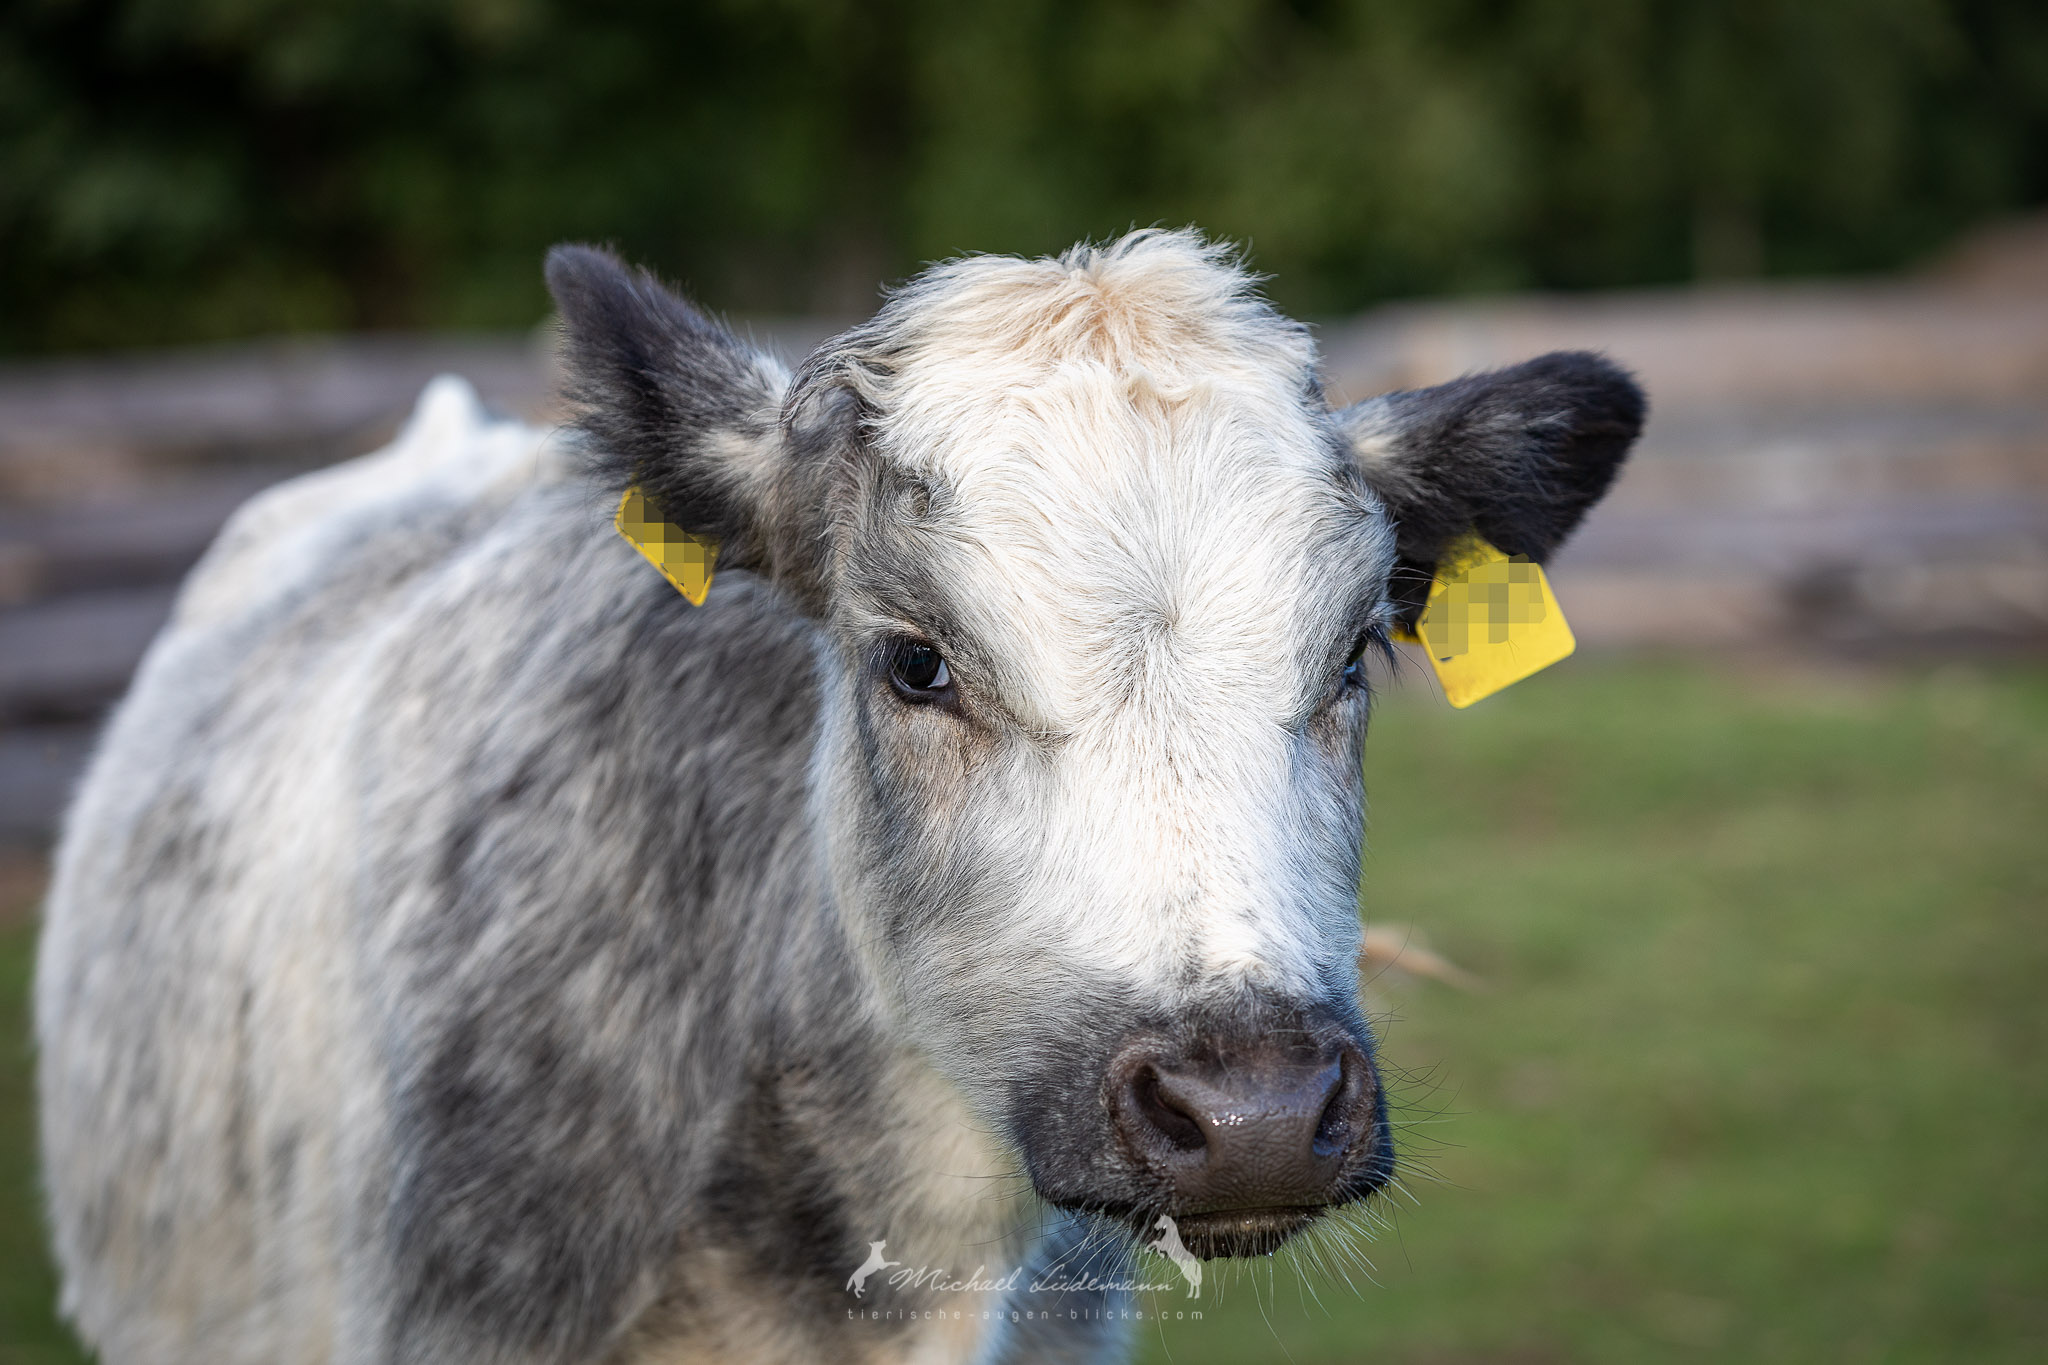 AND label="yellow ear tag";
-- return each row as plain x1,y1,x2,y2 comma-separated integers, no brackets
615,486,718,606
1391,533,1575,708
